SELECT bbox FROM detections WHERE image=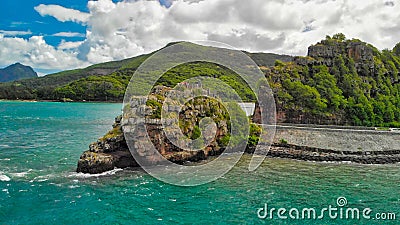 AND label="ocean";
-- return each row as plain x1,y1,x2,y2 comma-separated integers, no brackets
0,101,399,224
